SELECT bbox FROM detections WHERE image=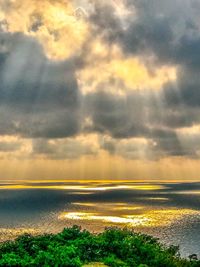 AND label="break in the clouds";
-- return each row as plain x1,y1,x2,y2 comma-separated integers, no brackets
0,0,200,169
